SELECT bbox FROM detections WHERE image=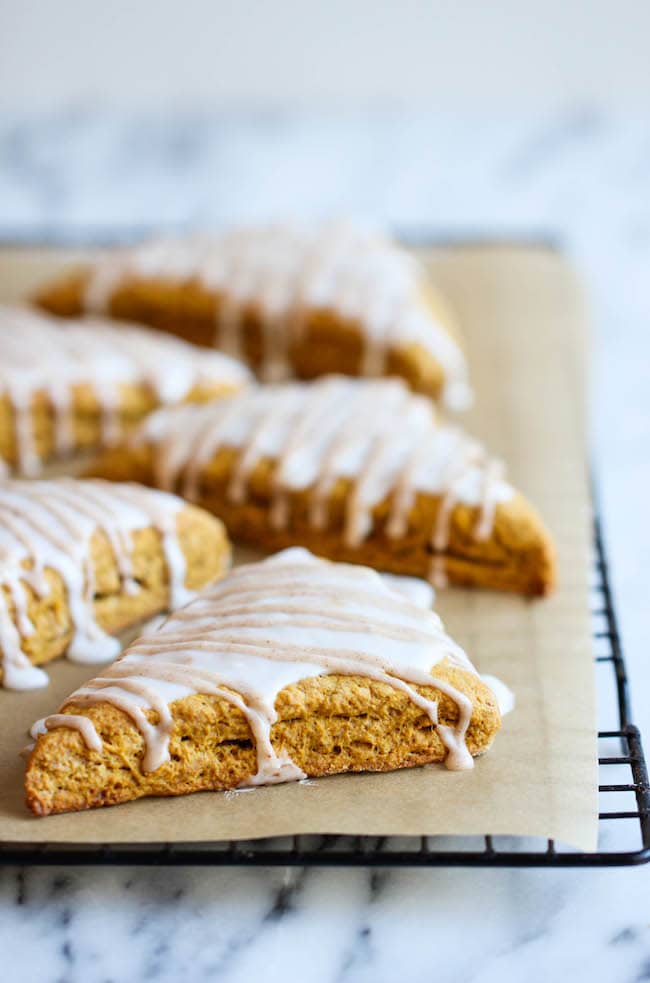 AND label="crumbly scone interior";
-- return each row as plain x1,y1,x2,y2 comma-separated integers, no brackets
25,661,500,817
25,549,503,816
0,480,231,689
